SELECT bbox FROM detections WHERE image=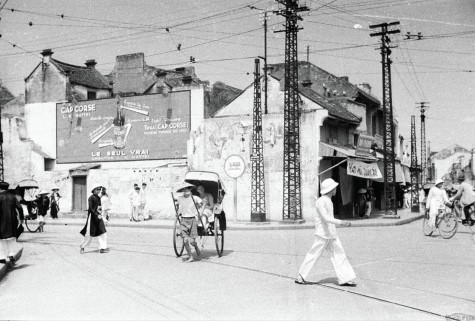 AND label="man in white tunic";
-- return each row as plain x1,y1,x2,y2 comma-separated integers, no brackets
295,178,356,286
426,178,449,229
